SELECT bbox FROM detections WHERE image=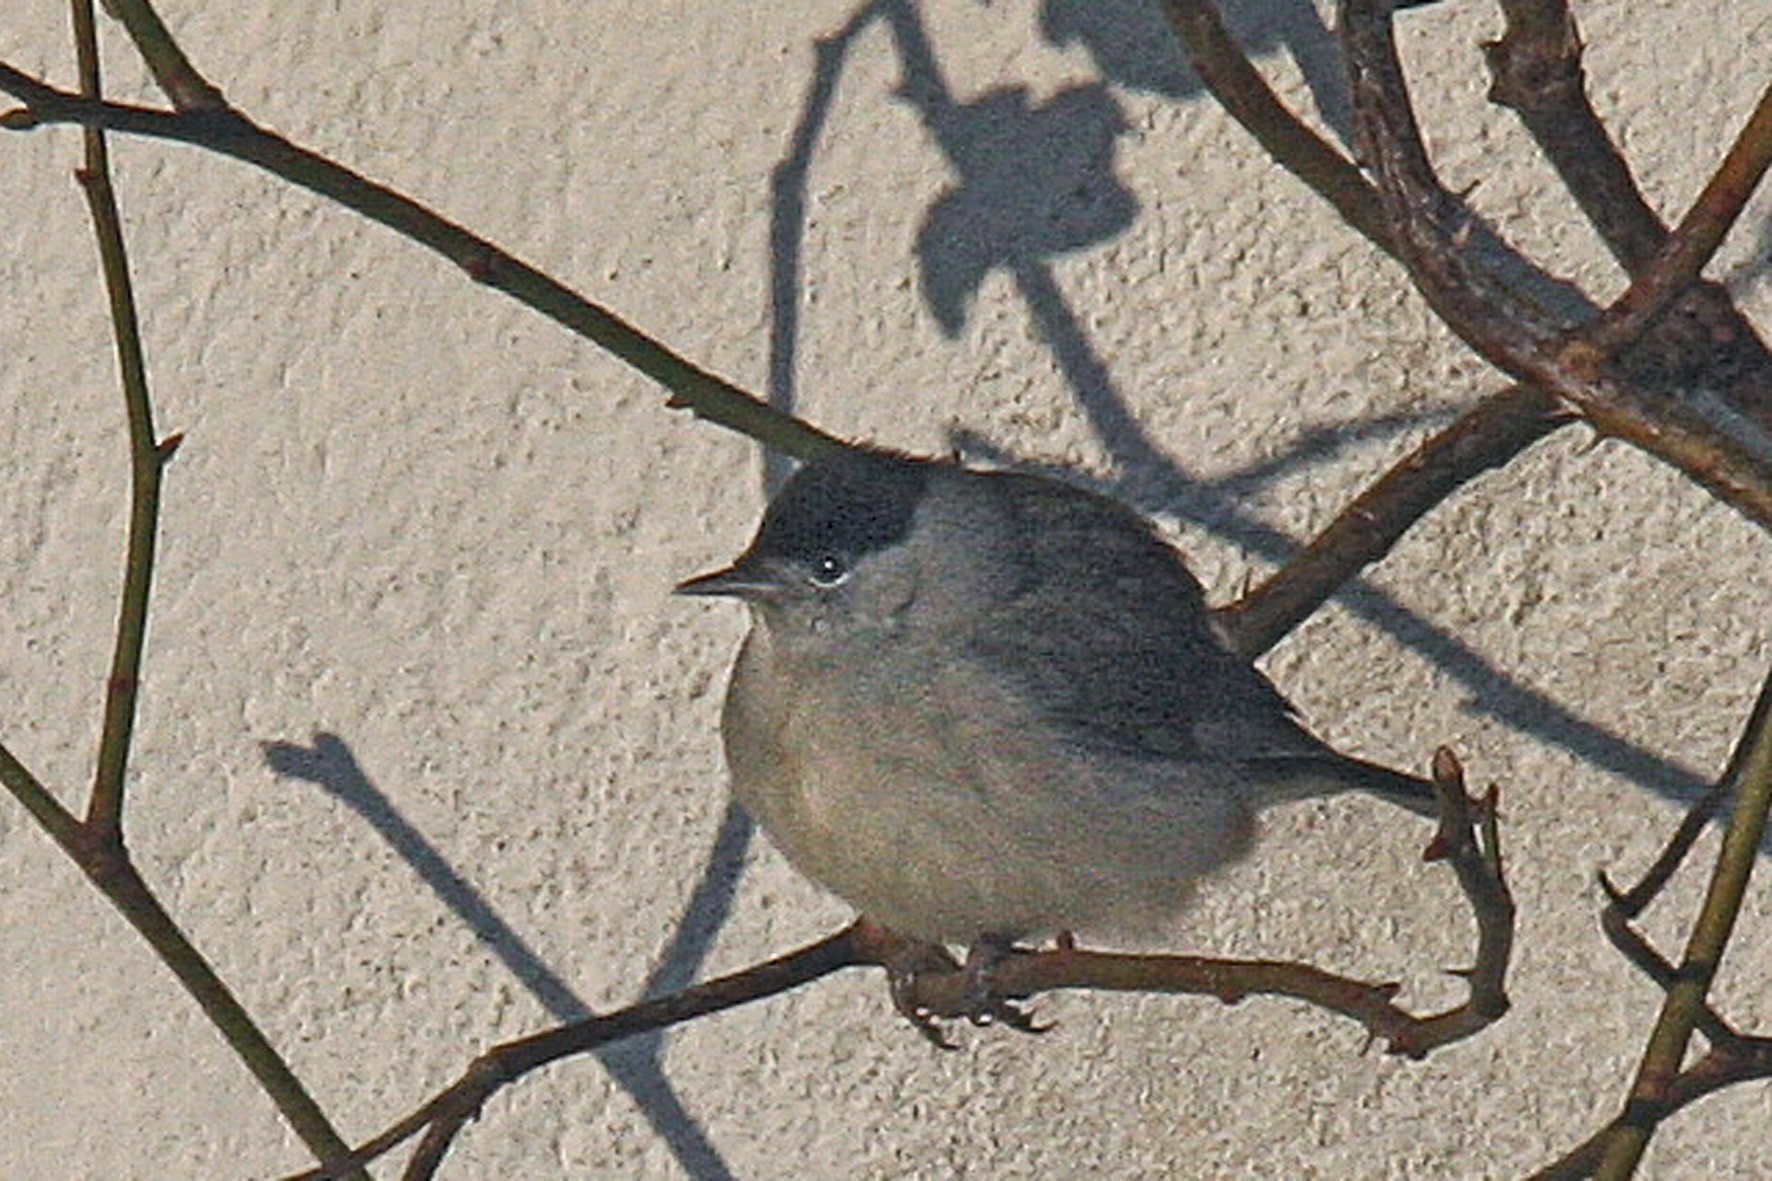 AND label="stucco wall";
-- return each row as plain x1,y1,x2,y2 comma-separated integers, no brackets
3,2,1770,1177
